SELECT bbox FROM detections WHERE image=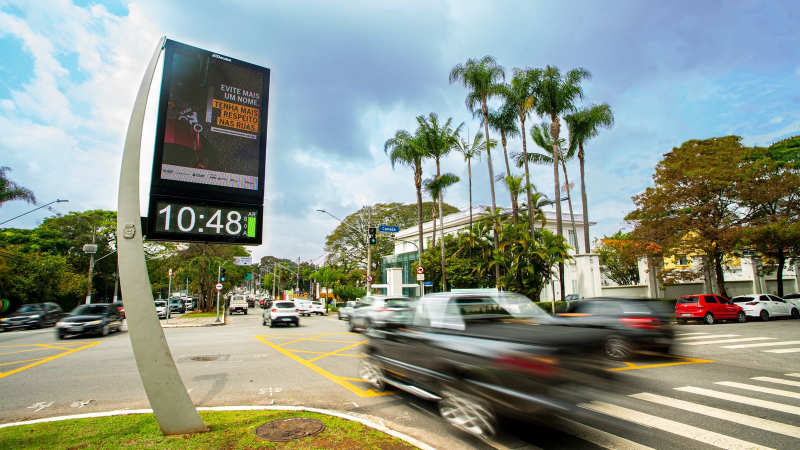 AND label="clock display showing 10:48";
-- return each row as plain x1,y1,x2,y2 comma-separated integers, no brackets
155,202,258,238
